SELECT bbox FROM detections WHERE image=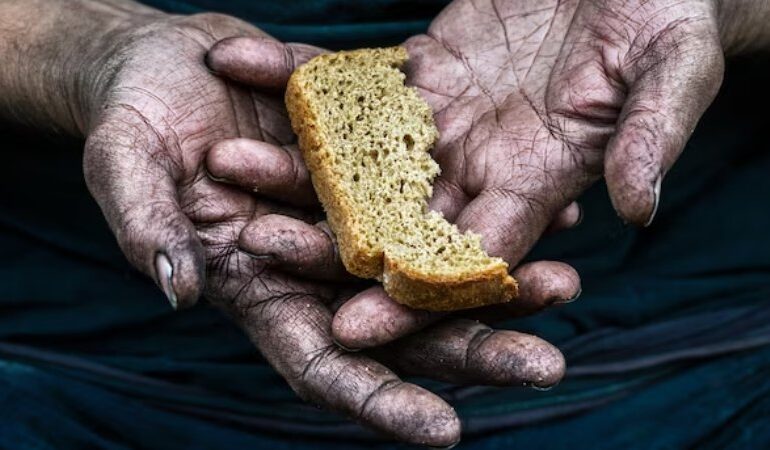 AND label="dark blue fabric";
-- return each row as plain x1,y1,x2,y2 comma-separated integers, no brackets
1,1,770,448
141,0,450,49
